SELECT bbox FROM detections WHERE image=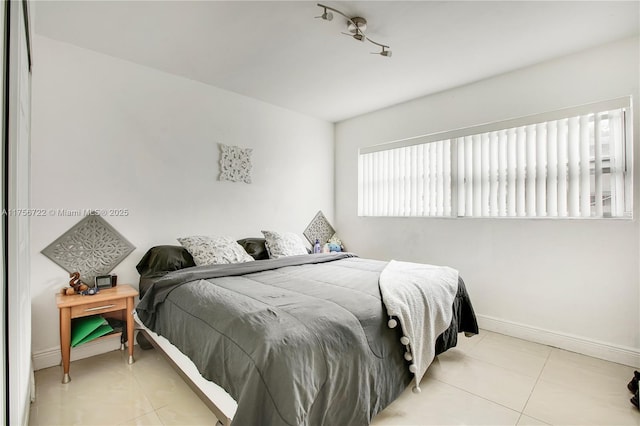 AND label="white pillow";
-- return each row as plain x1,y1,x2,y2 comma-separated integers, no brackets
177,236,254,266
261,231,308,259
